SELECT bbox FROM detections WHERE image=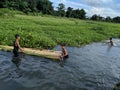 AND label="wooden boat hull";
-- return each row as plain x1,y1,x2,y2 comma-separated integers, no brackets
0,45,61,60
